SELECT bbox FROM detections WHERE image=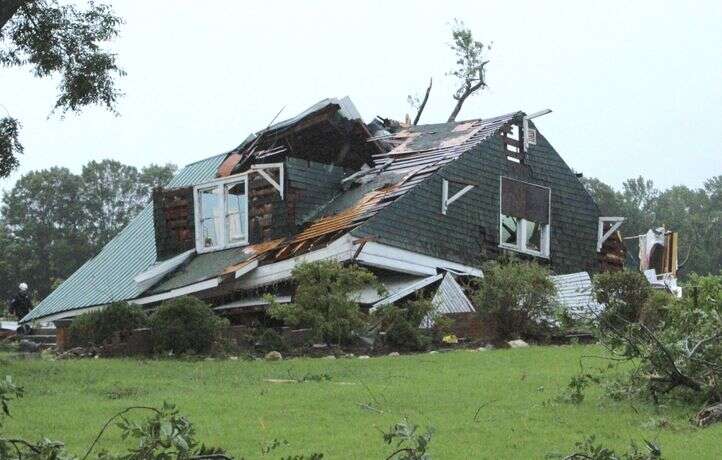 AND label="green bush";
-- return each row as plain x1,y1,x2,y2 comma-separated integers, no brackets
593,270,652,328
150,296,228,354
471,259,557,342
374,297,439,351
68,302,148,347
268,260,382,345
